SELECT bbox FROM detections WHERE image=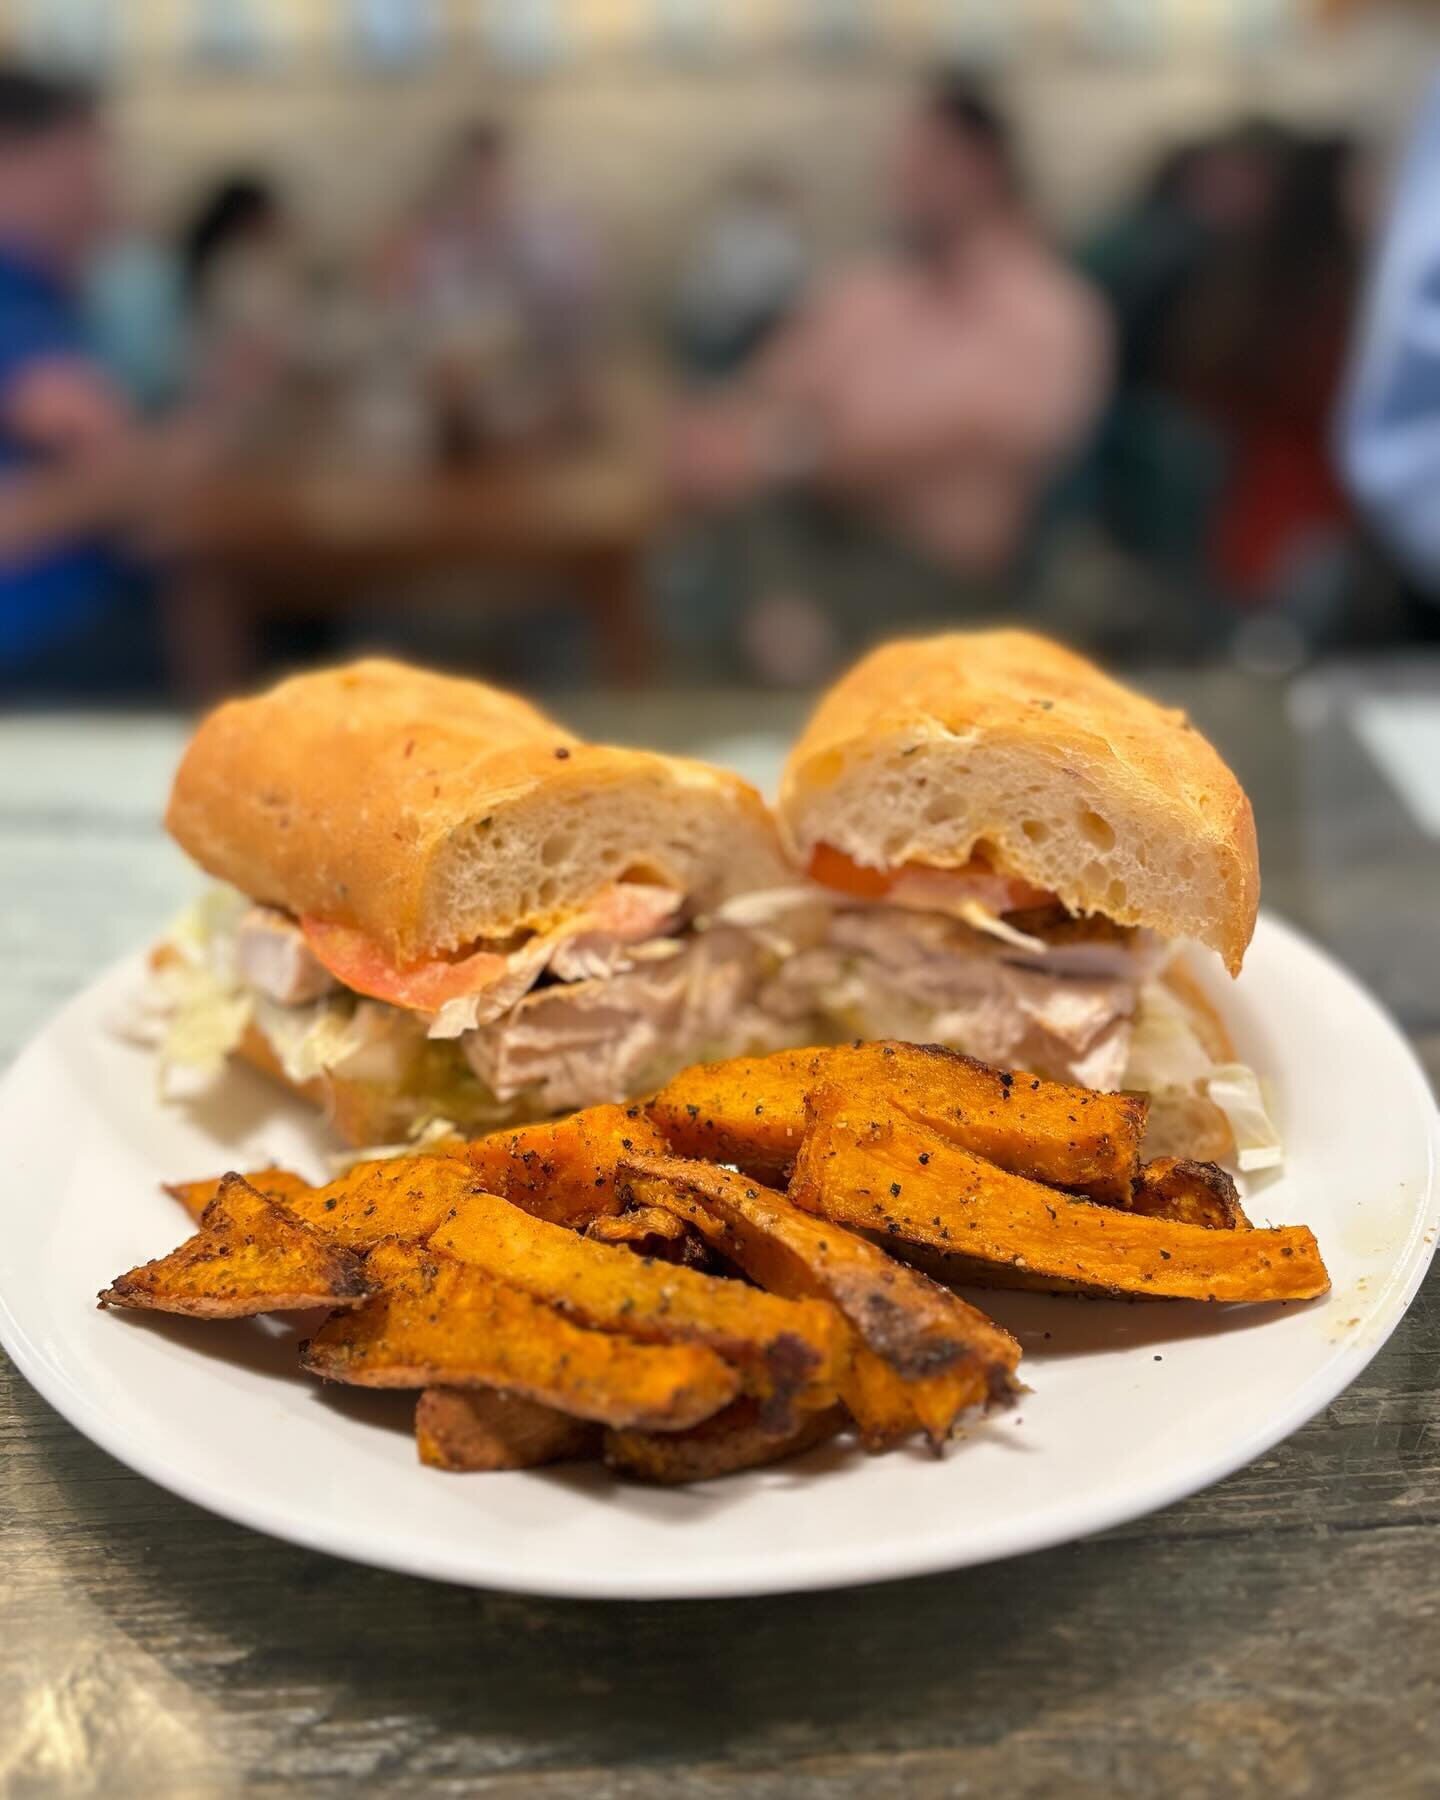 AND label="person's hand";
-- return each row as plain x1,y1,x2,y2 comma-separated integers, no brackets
666,401,763,509
4,357,131,454
108,416,227,554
